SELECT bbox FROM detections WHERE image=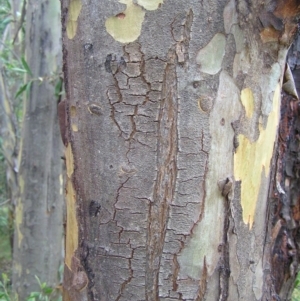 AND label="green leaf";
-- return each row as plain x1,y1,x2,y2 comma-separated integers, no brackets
26,81,32,95
42,287,53,295
54,78,63,99
15,83,28,99
34,275,42,288
3,0,11,9
9,67,27,73
21,56,33,76
0,17,12,27
1,274,8,285
26,291,40,300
